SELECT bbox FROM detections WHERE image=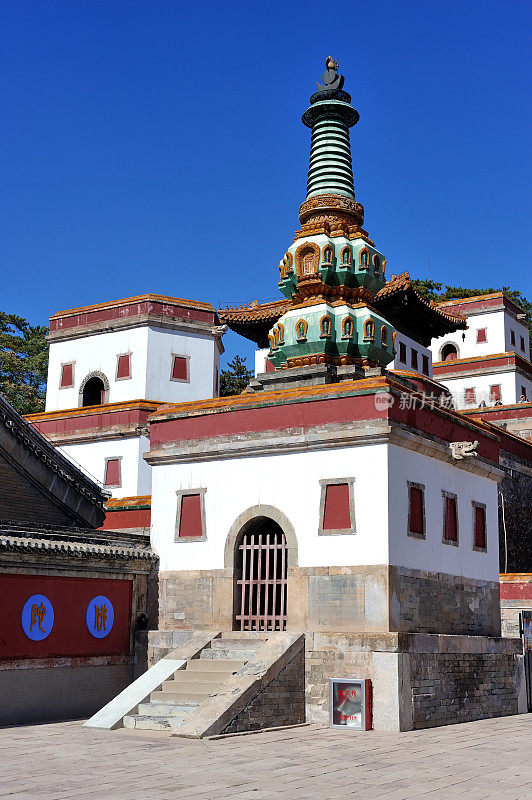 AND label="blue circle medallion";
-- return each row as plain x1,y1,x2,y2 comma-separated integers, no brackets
86,595,114,638
21,594,54,641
